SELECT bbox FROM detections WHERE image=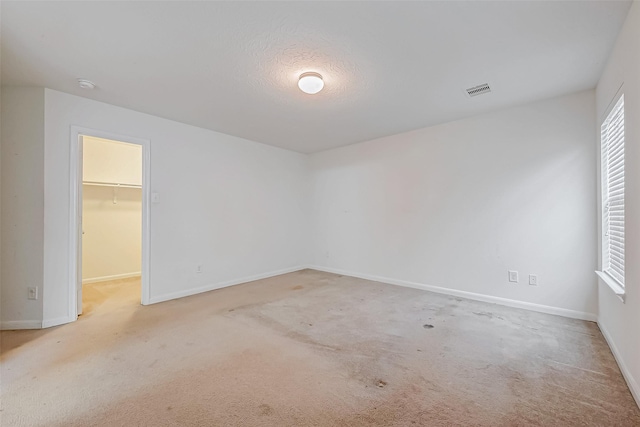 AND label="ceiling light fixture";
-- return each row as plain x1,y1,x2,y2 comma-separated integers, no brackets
77,79,96,90
298,72,324,94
